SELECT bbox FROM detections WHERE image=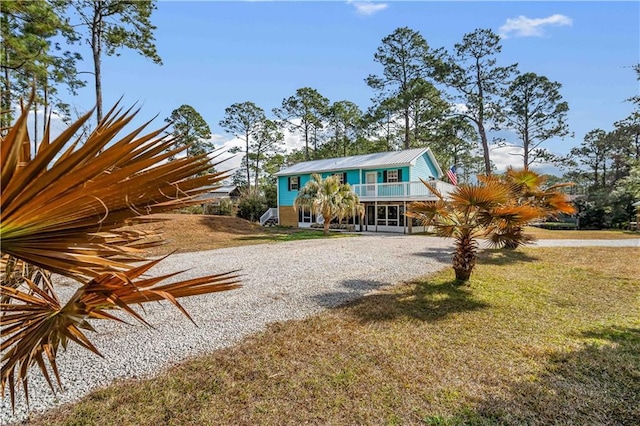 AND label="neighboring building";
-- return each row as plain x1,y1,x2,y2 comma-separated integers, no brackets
196,185,241,214
272,148,455,233
196,185,241,202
